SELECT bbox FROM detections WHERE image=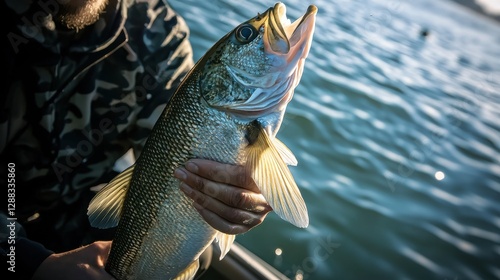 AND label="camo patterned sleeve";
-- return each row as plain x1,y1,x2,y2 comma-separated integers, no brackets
1,0,193,276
